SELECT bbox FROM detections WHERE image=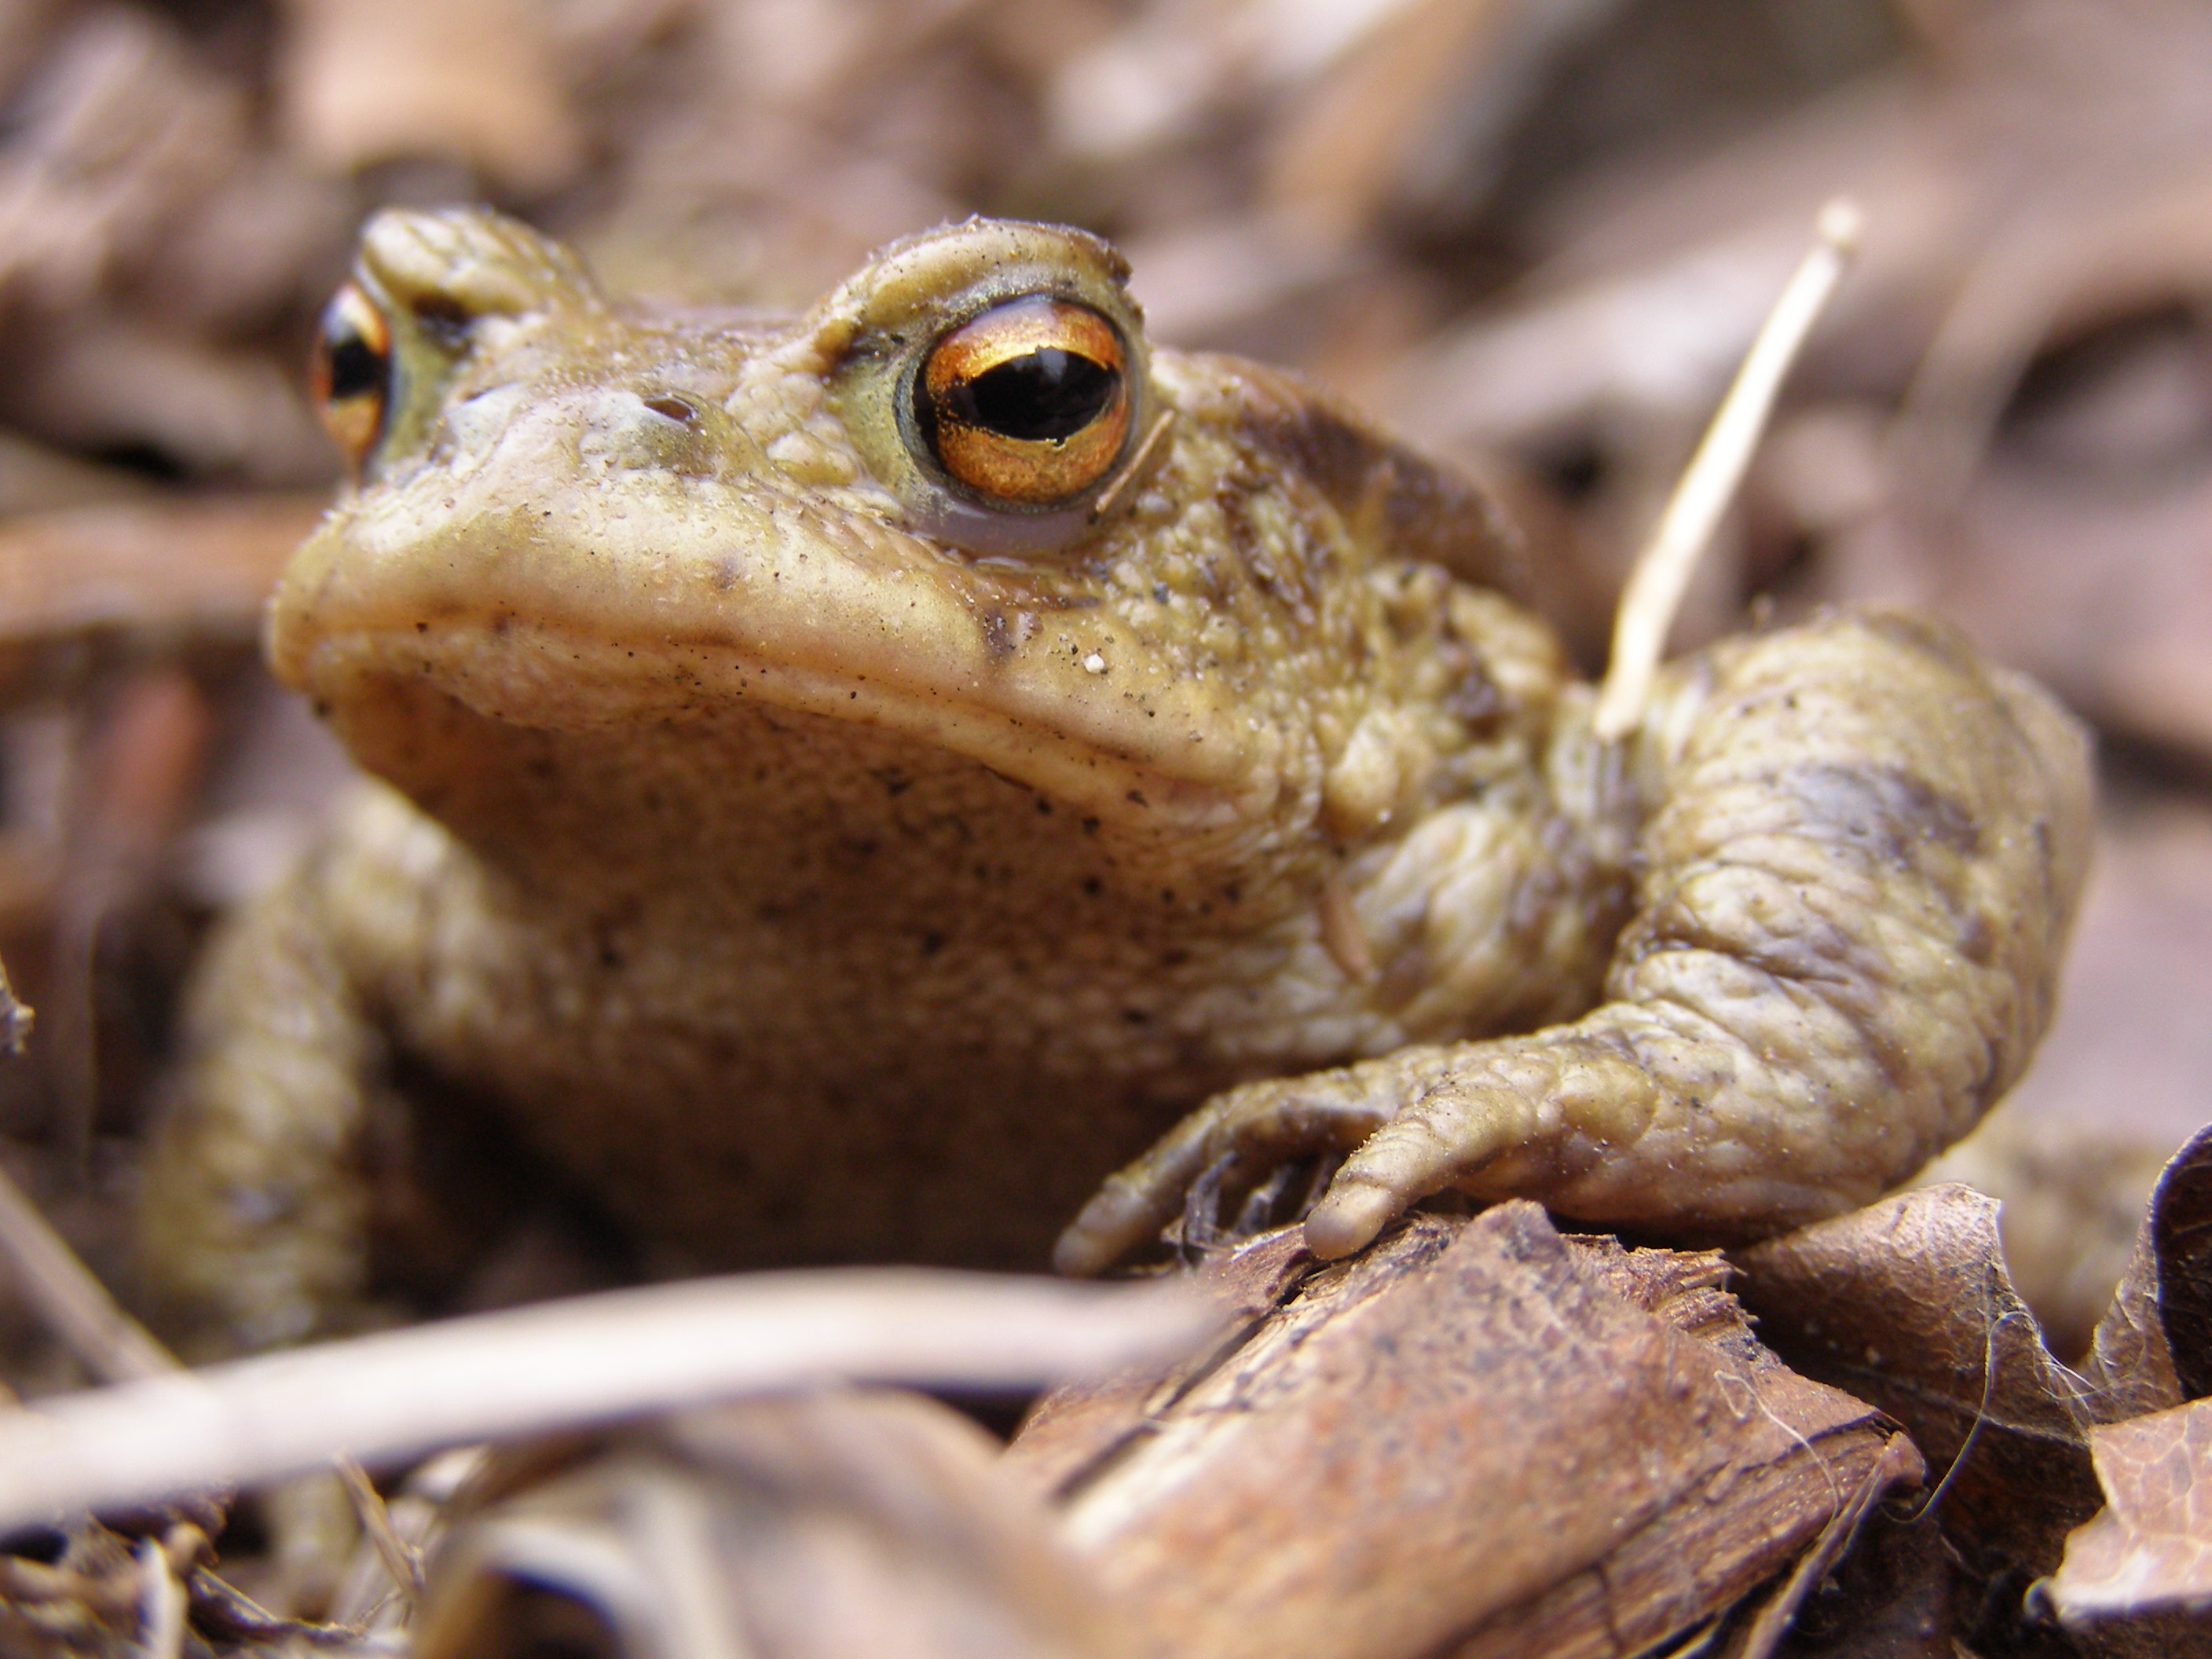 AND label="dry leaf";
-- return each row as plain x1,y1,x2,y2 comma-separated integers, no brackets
416,1393,1132,1659
0,951,26,1057
1917,1109,2171,1364
0,496,322,700
2078,1124,2212,1426
2045,1398,2212,1650
276,0,583,191
1734,1184,2102,1654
